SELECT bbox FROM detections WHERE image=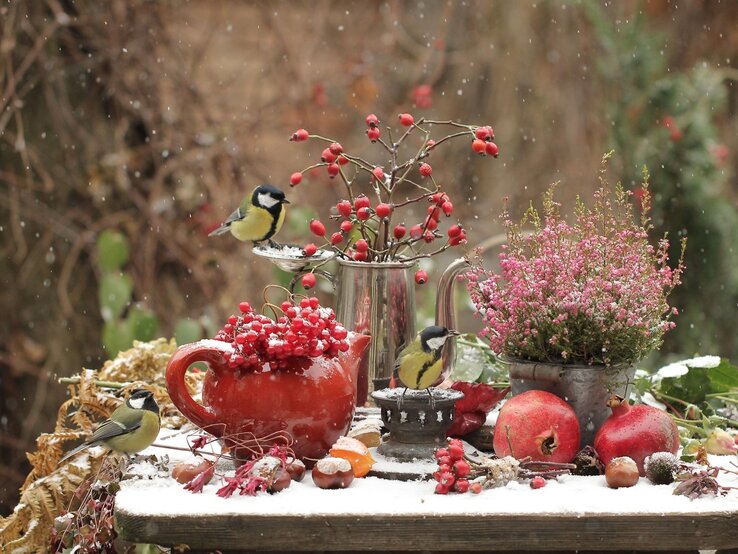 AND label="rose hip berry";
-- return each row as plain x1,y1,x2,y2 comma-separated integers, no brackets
354,195,371,210
441,201,454,216
419,163,432,177
472,139,487,154
393,224,406,239
291,128,309,141
289,172,303,186
375,203,392,219
399,113,414,126
337,155,349,166
329,142,343,155
327,163,340,178
356,207,371,221
321,148,336,164
447,224,462,238
331,232,343,245
415,270,428,284
366,127,380,142
301,273,316,289
304,243,317,256
337,200,352,217
530,476,546,489
409,224,423,240
309,220,326,237
365,114,379,127
485,142,499,157
372,167,385,181
340,220,353,233
354,239,369,252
